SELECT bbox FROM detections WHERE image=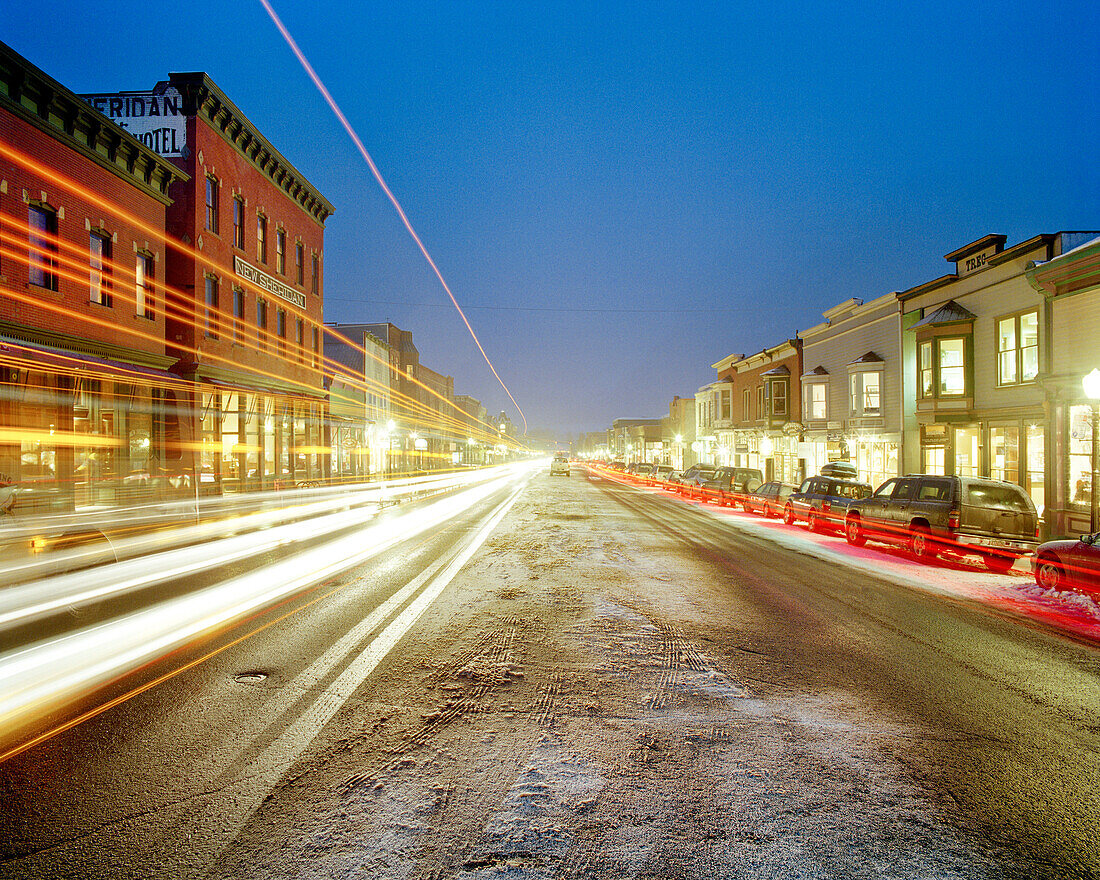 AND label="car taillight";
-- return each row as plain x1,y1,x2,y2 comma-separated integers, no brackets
948,510,960,529
1035,525,1040,539
822,500,831,512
